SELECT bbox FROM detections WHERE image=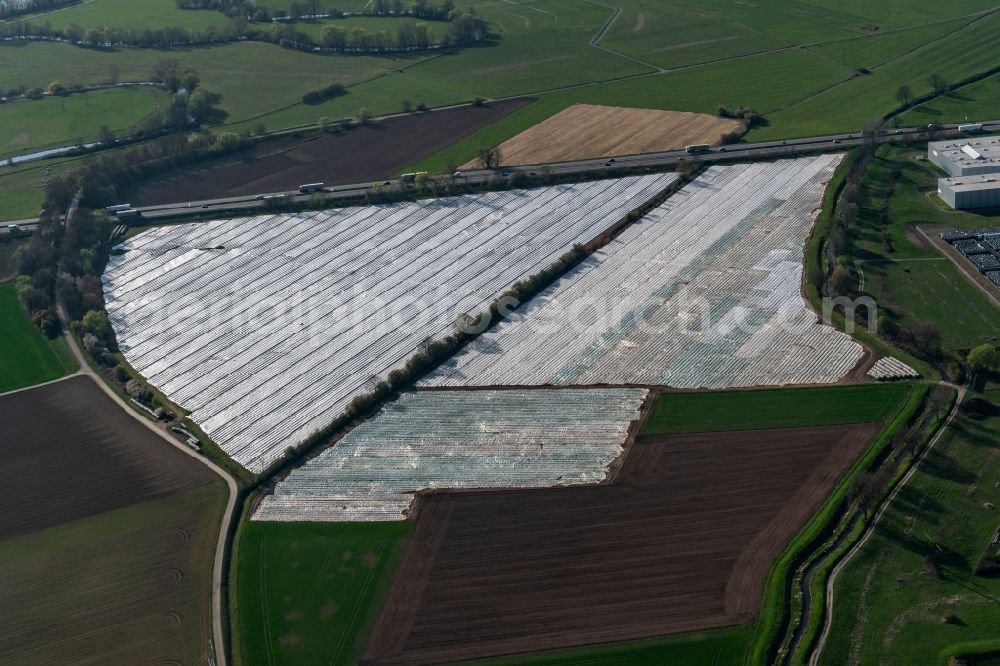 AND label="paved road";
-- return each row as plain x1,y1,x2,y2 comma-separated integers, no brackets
7,120,999,228
125,119,1000,221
